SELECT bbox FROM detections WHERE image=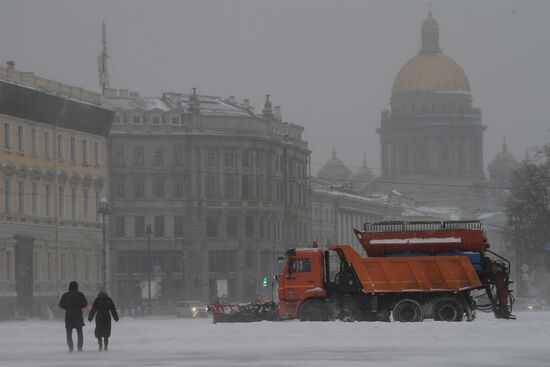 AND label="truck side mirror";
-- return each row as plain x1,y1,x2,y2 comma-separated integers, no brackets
273,275,278,281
